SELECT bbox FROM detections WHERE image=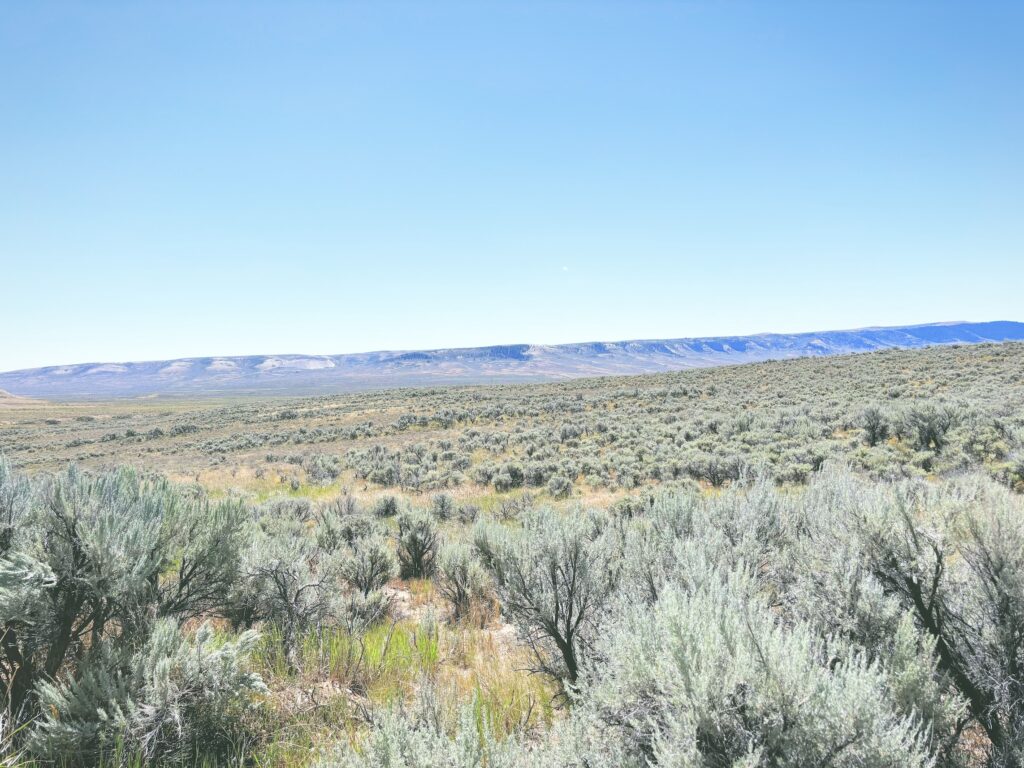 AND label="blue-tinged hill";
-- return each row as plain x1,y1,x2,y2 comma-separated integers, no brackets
2,321,1022,400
